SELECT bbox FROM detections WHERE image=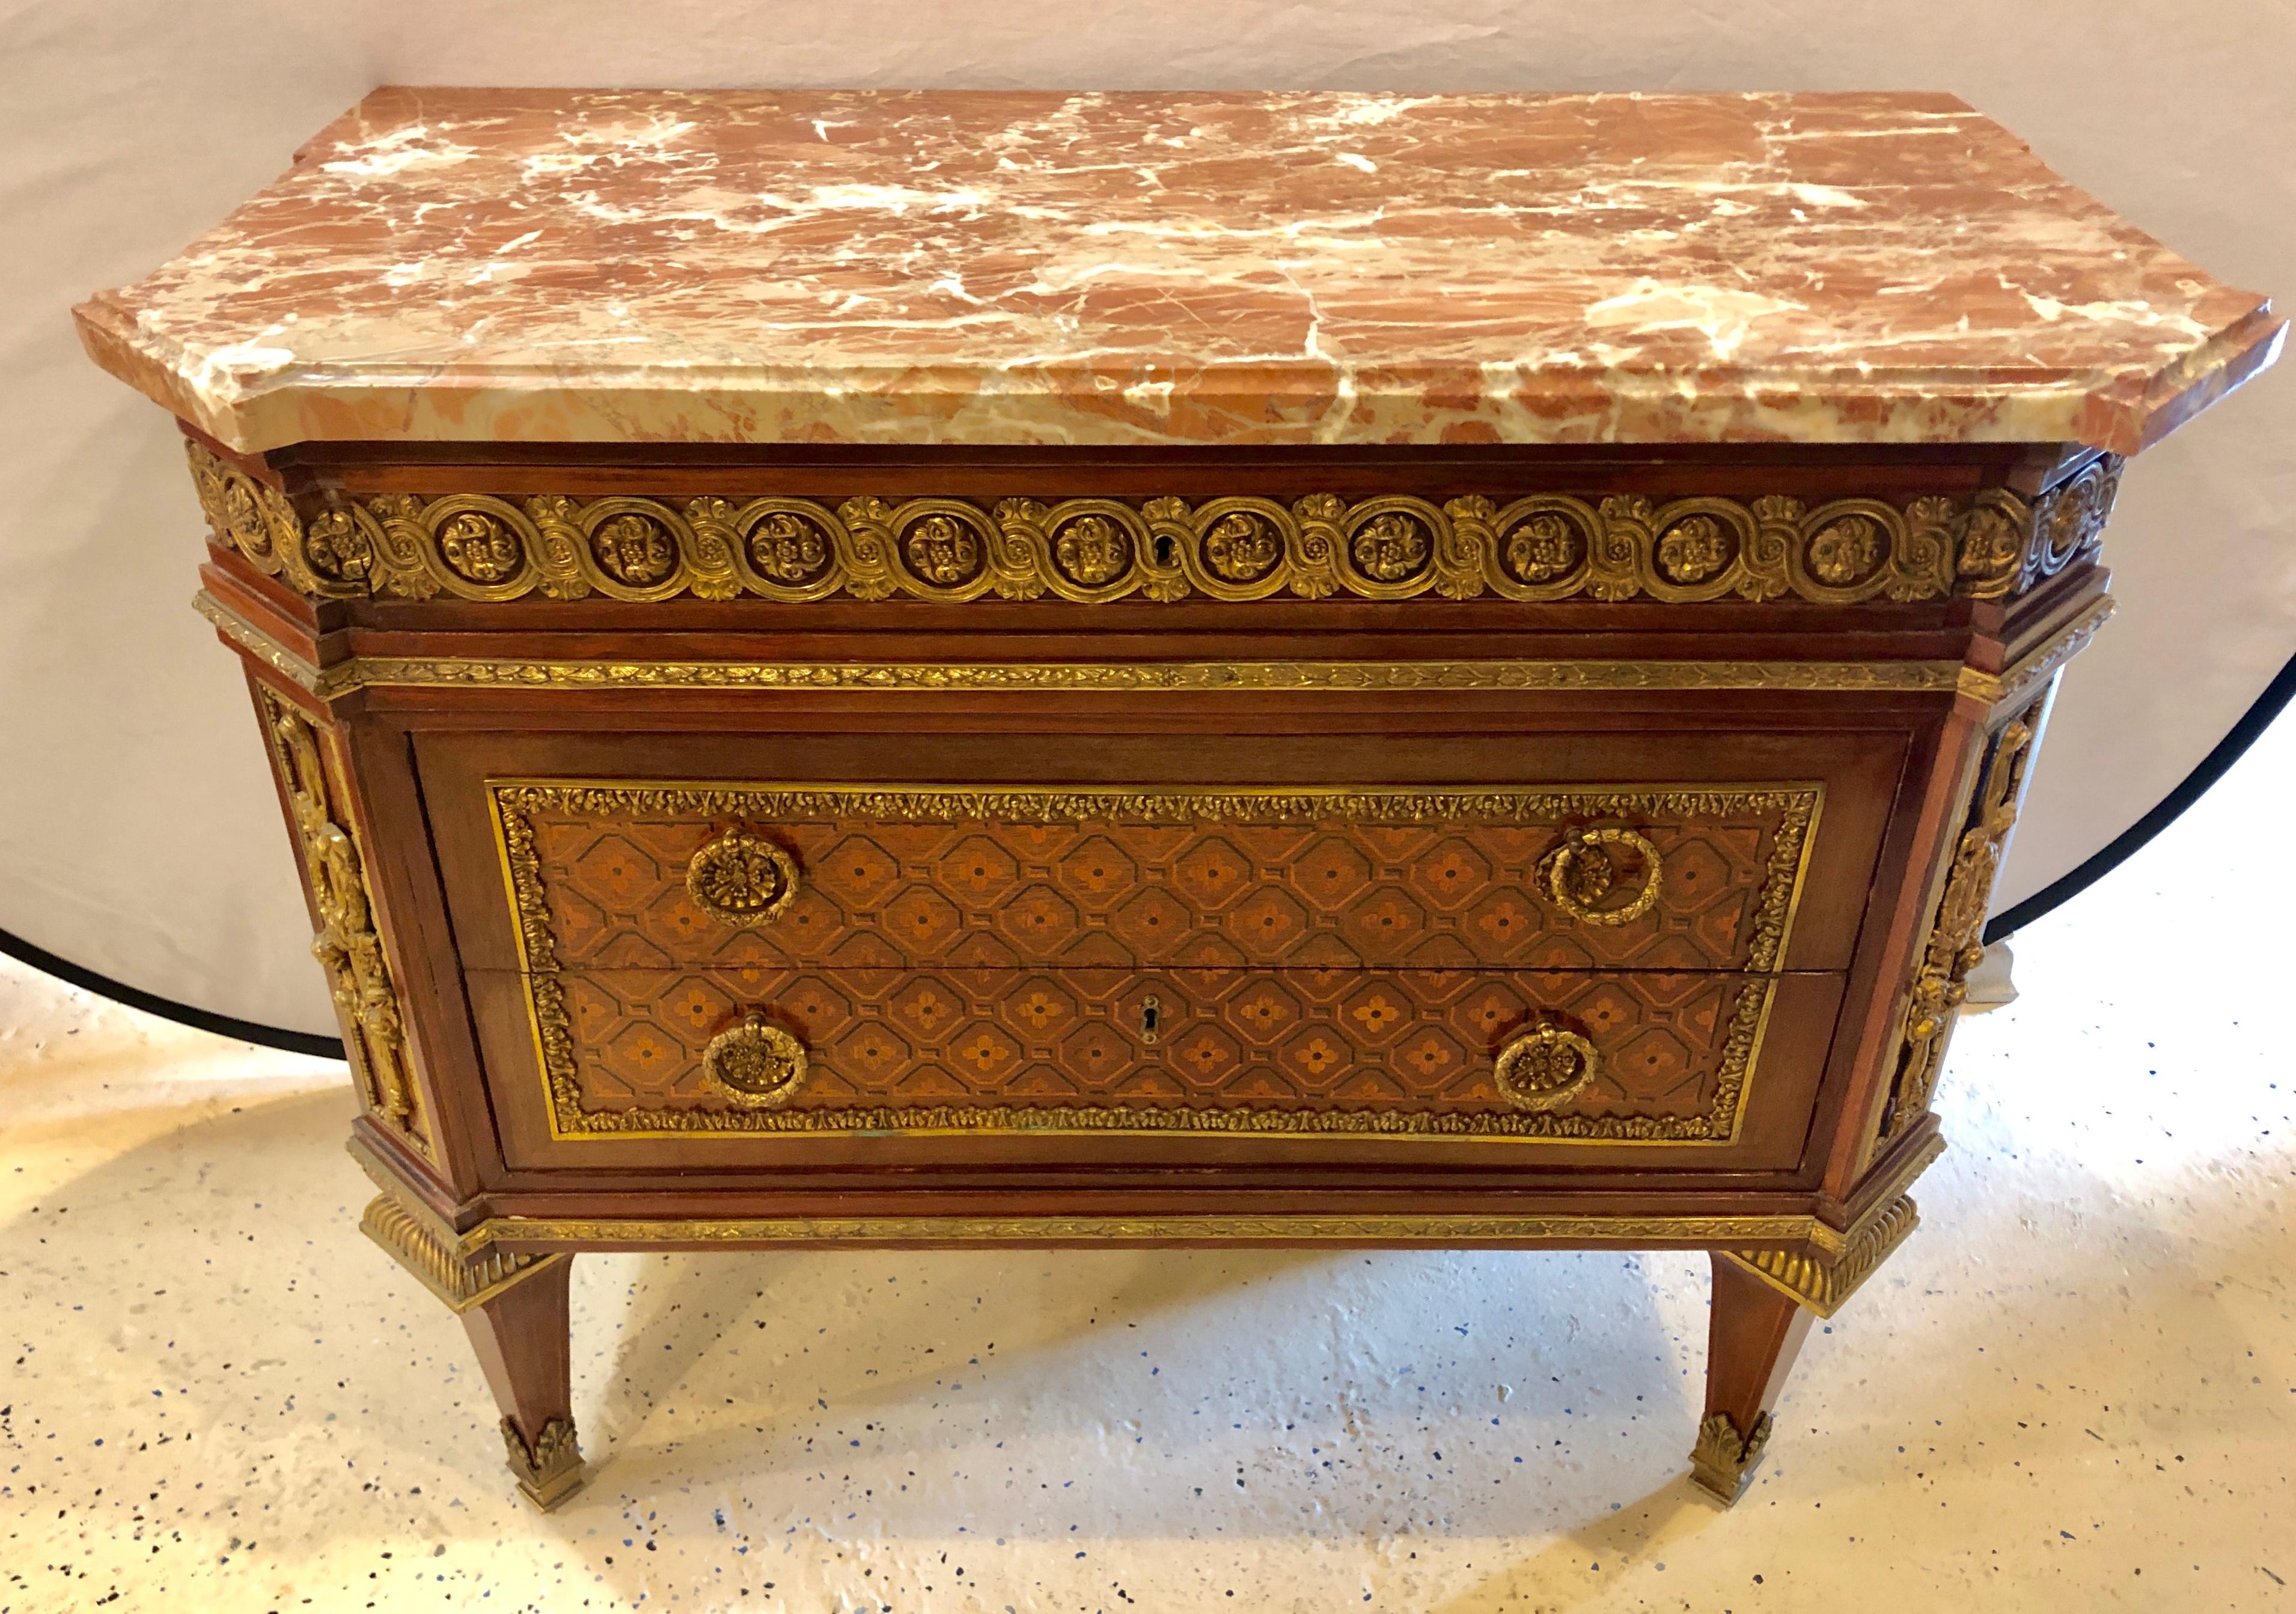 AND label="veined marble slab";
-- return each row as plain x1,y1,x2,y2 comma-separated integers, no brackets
75,88,2282,454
